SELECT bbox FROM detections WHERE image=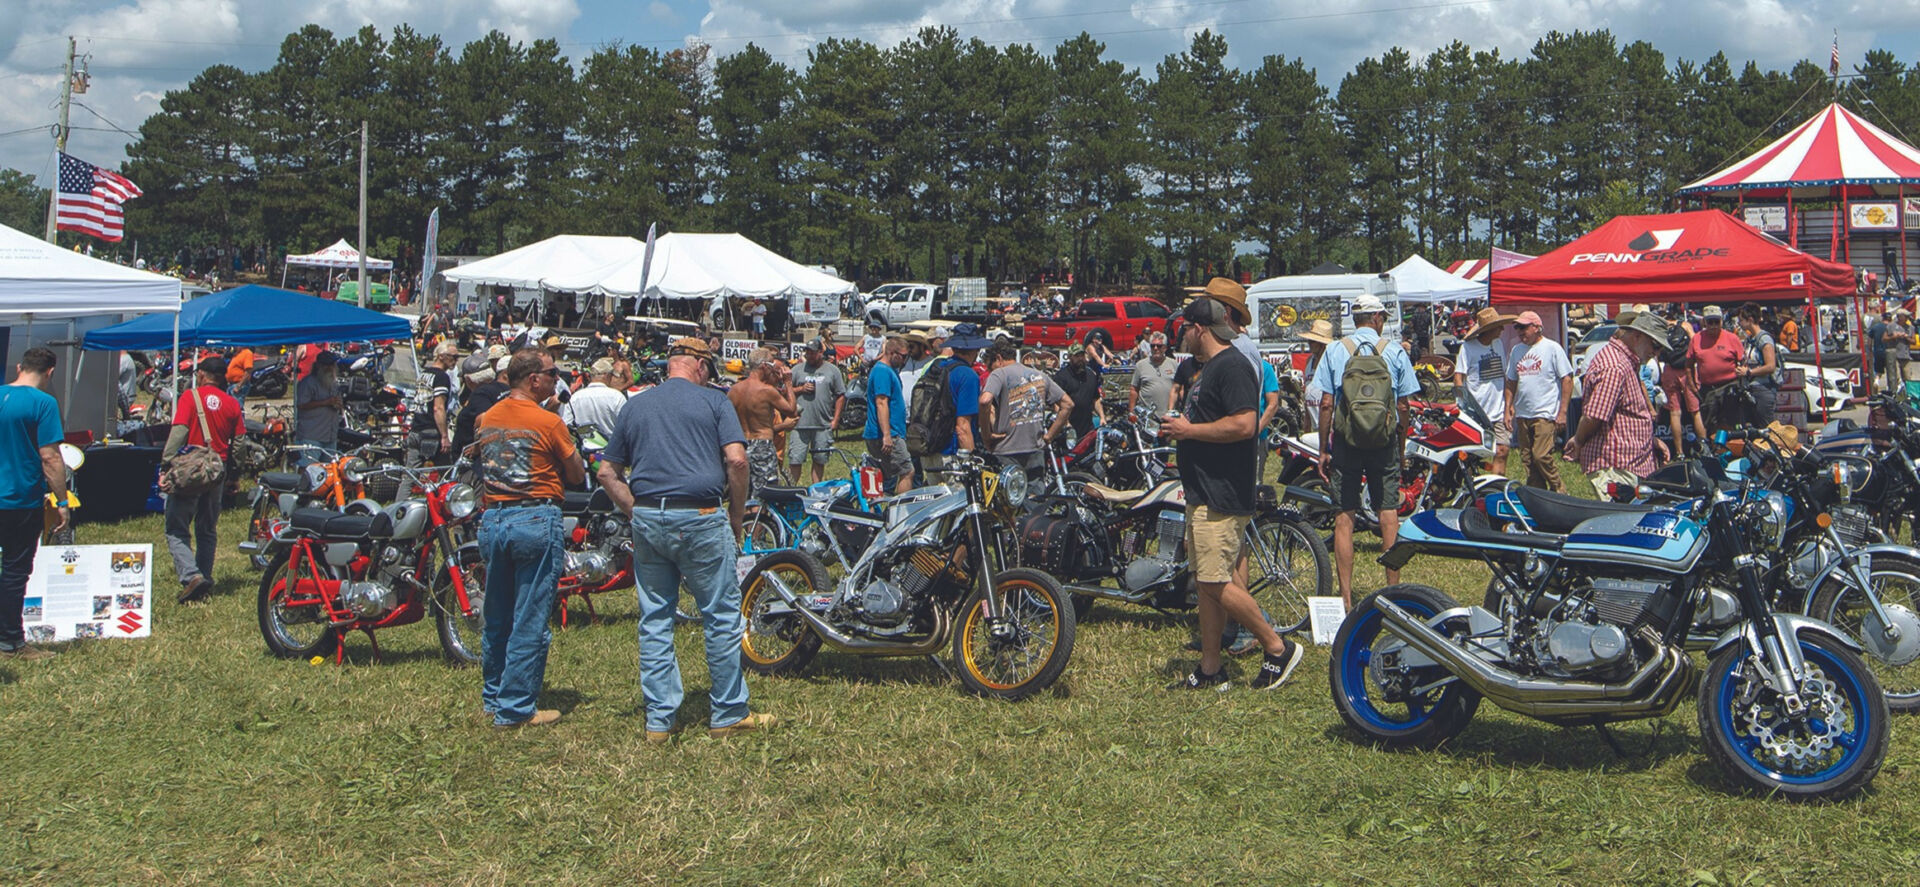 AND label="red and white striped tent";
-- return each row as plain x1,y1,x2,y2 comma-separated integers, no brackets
1677,102,1920,198
1444,259,1490,281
